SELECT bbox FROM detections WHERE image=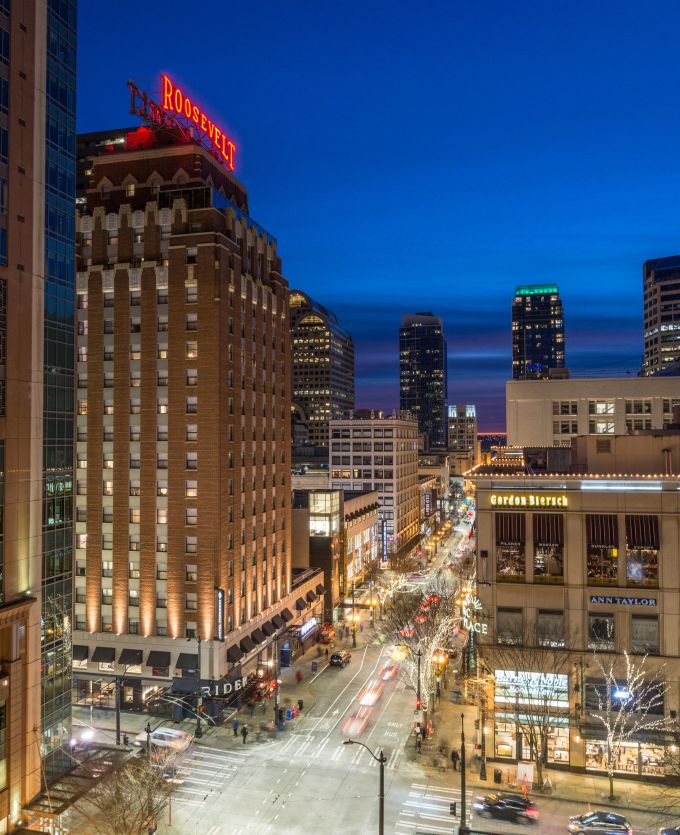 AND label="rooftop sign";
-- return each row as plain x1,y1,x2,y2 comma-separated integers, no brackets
515,285,558,296
491,493,568,508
